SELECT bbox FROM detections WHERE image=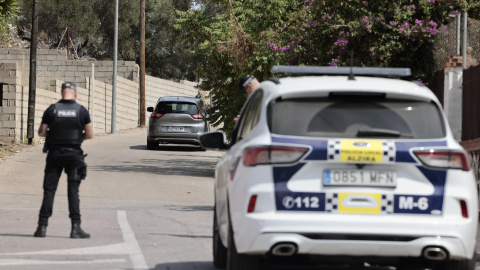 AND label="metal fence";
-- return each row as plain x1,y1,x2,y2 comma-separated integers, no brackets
468,19,480,67
433,16,480,72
